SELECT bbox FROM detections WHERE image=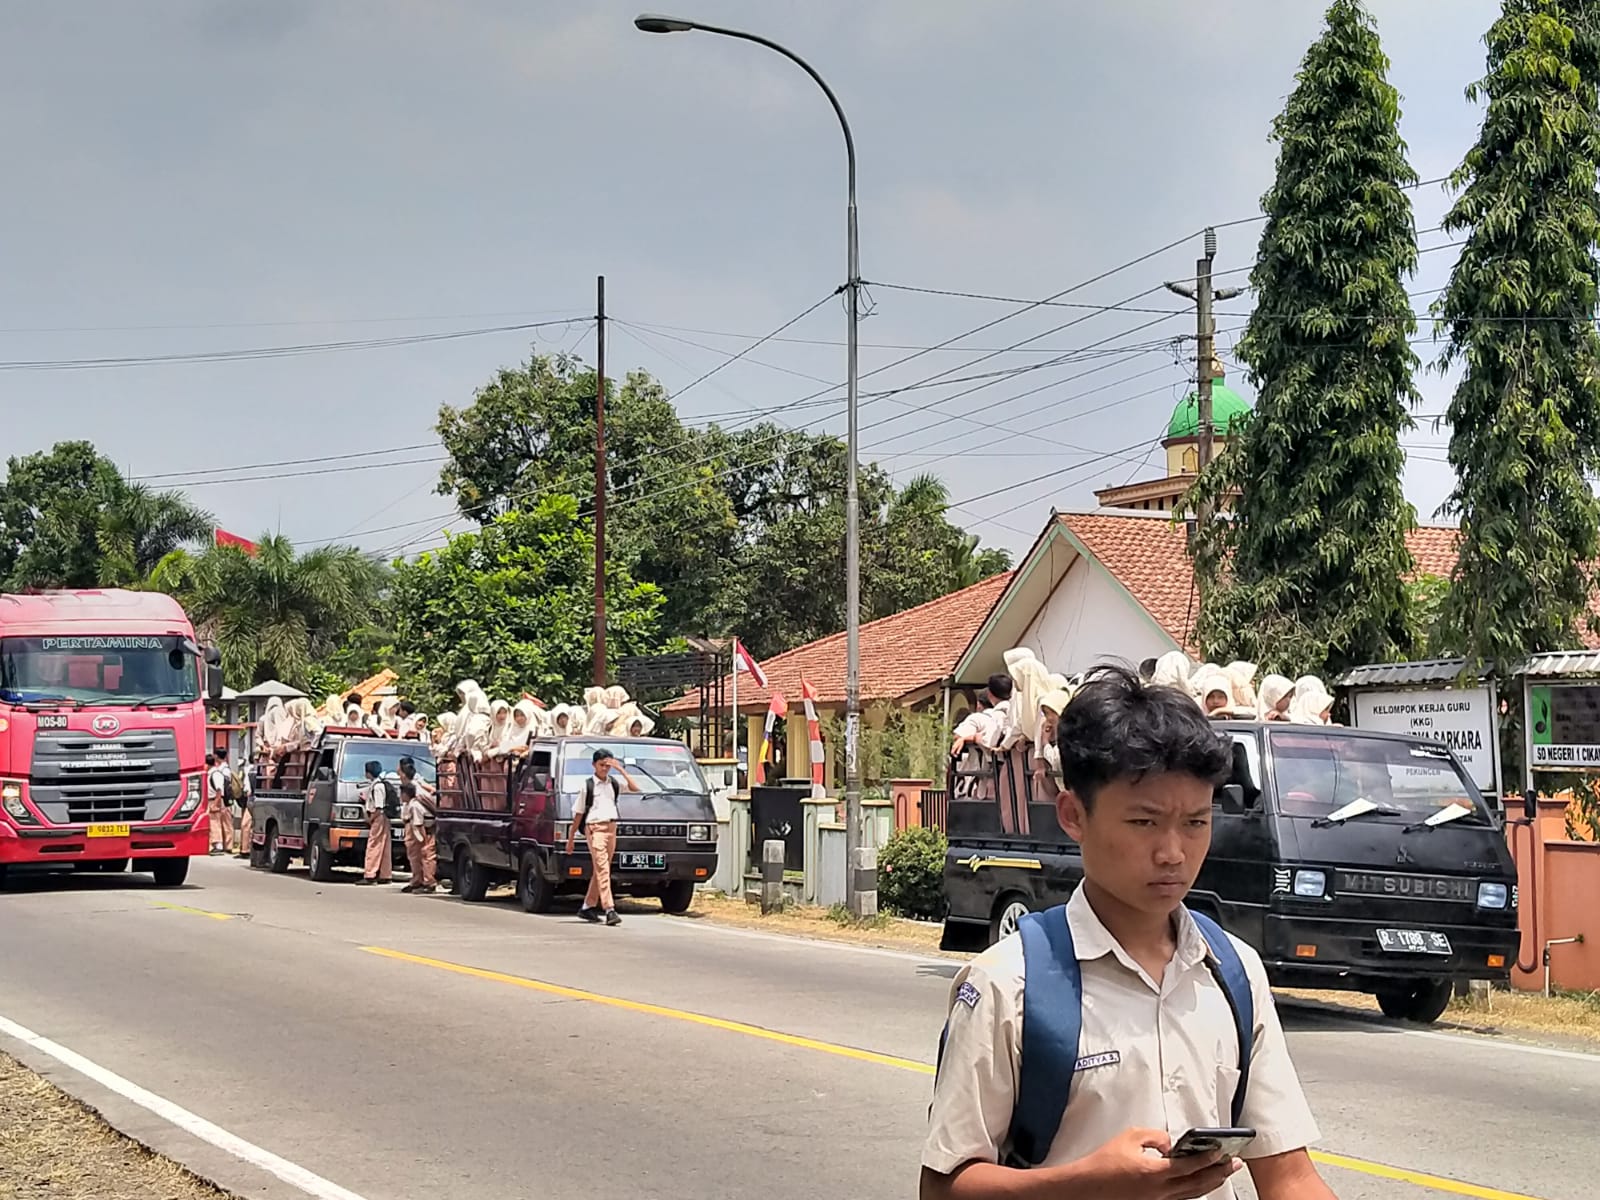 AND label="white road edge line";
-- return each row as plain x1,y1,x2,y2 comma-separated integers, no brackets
649,911,954,964
0,1012,371,1200
1401,1026,1600,1064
